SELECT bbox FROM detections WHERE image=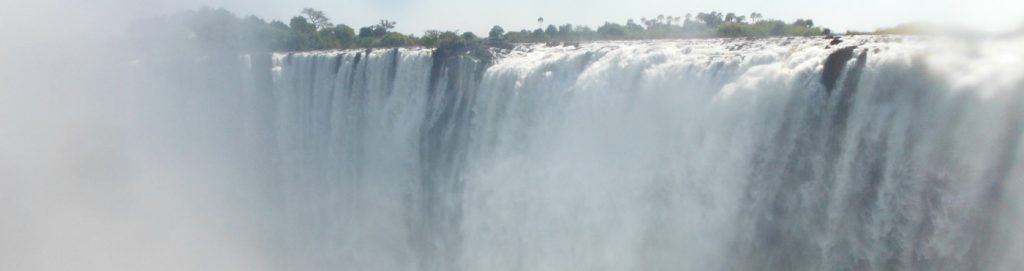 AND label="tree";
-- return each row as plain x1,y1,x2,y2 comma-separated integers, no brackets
269,20,289,30
361,20,396,38
792,19,814,28
770,21,786,36
375,20,397,36
377,32,414,47
717,23,743,37
750,12,763,23
300,8,332,30
597,22,626,38
532,28,546,39
558,24,574,38
157,6,836,51
418,30,444,46
626,19,644,33
697,12,723,28
574,25,594,36
378,20,397,30
545,24,558,36
488,25,505,40
289,16,316,33
325,24,356,47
